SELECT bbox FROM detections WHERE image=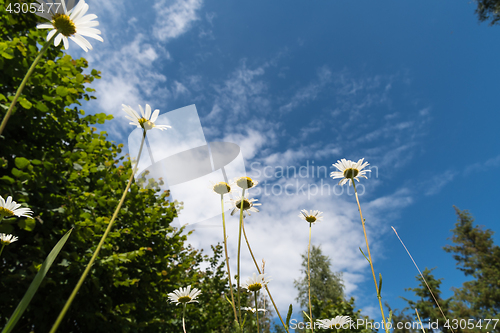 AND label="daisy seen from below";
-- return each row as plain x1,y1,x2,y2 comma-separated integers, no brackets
234,176,259,190
0,195,33,220
0,233,19,257
300,209,323,332
317,316,353,329
330,158,371,186
243,273,271,333
168,285,202,305
229,194,261,218
210,181,232,195
242,273,271,292
298,209,323,224
36,0,103,52
122,104,172,131
0,233,18,245
168,286,201,333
